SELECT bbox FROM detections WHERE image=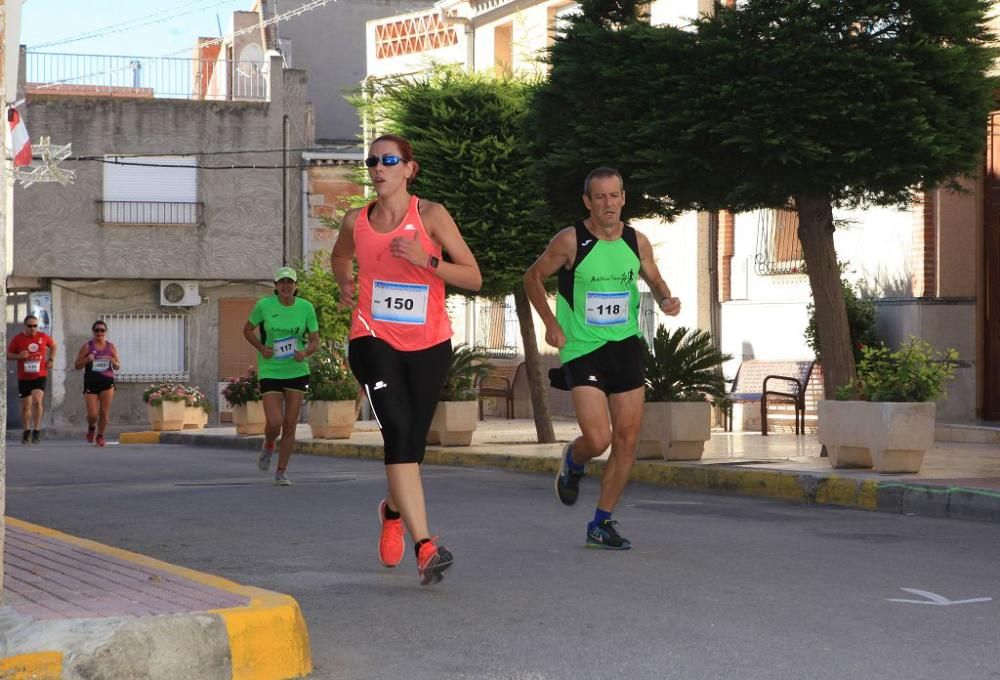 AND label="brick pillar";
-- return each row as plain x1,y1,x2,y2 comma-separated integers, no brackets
911,190,937,298
719,210,734,302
